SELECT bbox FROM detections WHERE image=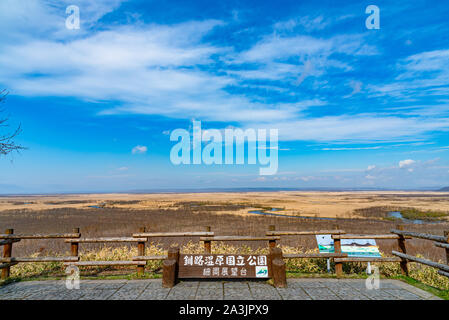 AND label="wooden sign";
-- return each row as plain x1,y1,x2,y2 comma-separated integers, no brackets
178,254,269,279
